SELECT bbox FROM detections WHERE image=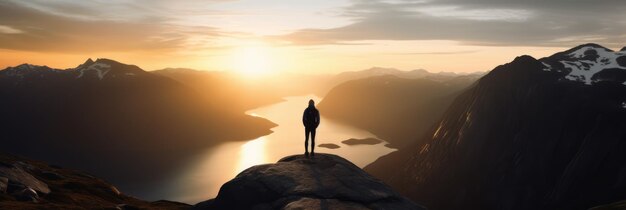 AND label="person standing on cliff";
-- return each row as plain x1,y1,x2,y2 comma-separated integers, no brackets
303,99,320,157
